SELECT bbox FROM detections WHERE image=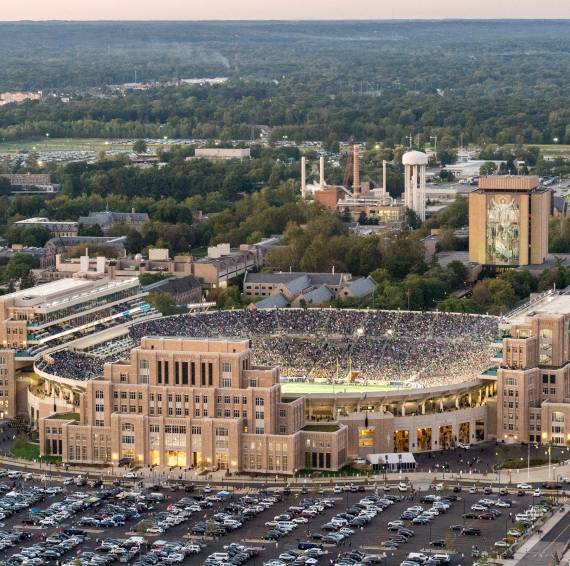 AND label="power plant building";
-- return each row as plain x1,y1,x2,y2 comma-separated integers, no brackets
469,176,550,267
